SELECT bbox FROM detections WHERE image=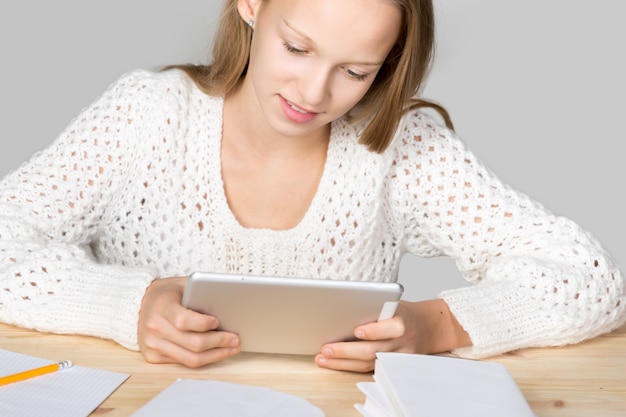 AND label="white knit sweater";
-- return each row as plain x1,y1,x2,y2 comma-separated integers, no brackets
1,69,624,358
